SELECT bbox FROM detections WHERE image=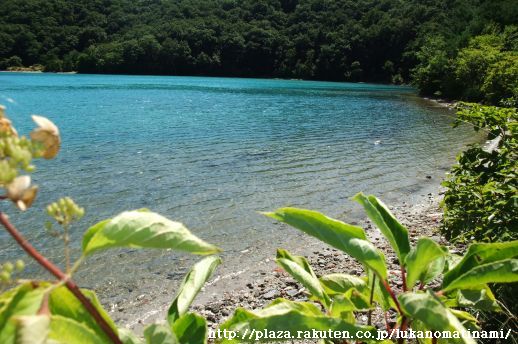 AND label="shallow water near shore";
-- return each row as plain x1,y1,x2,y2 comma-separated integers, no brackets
0,73,476,319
